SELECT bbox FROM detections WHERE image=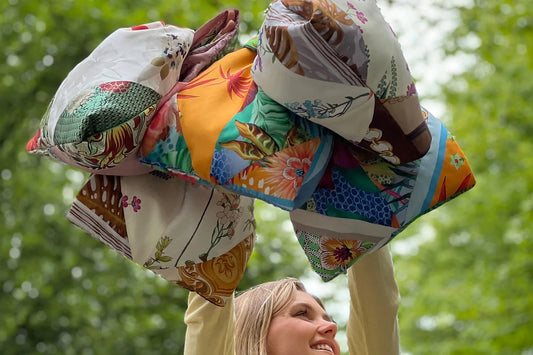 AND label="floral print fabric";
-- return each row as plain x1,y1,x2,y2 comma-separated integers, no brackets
252,0,432,165
27,22,194,176
291,109,475,280
28,1,476,302
67,173,255,306
141,47,334,210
